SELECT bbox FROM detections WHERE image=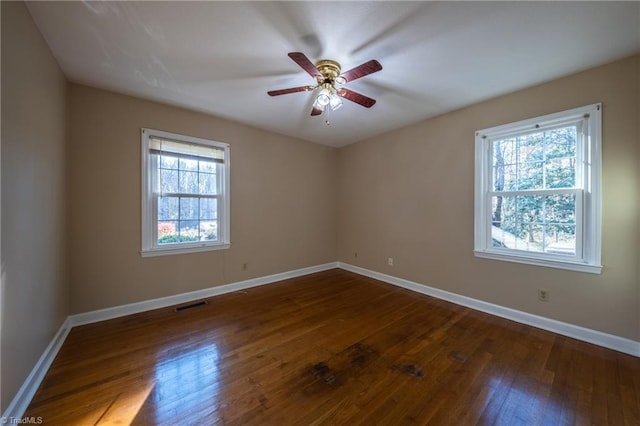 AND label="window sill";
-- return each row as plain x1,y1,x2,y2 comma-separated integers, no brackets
141,242,230,257
474,250,602,274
